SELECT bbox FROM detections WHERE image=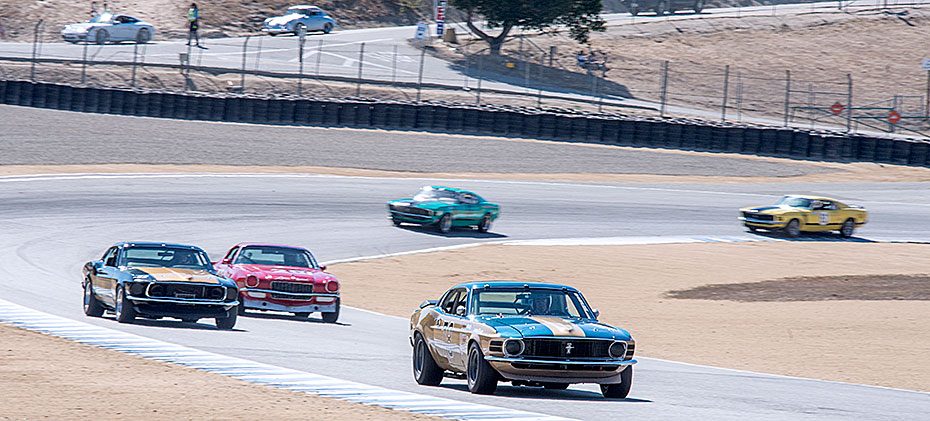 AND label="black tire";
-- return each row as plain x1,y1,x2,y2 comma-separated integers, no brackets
321,298,340,323
840,218,855,238
412,333,444,386
467,344,498,394
747,226,759,232
95,29,109,45
115,286,136,323
542,382,569,390
237,295,247,315
83,280,104,317
323,23,333,34
477,214,492,233
694,0,705,13
181,318,199,323
392,218,402,227
136,28,151,44
294,312,311,319
215,309,237,330
601,366,633,398
784,219,801,238
655,1,668,15
436,213,452,234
